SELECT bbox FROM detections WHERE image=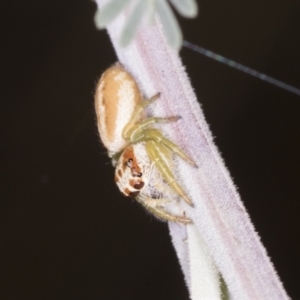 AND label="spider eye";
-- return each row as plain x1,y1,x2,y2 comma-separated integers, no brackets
125,158,133,167
137,172,143,177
